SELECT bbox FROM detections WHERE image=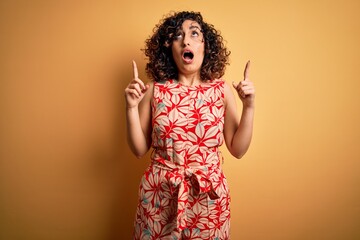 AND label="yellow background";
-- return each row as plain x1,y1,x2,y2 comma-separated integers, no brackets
1,0,359,239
